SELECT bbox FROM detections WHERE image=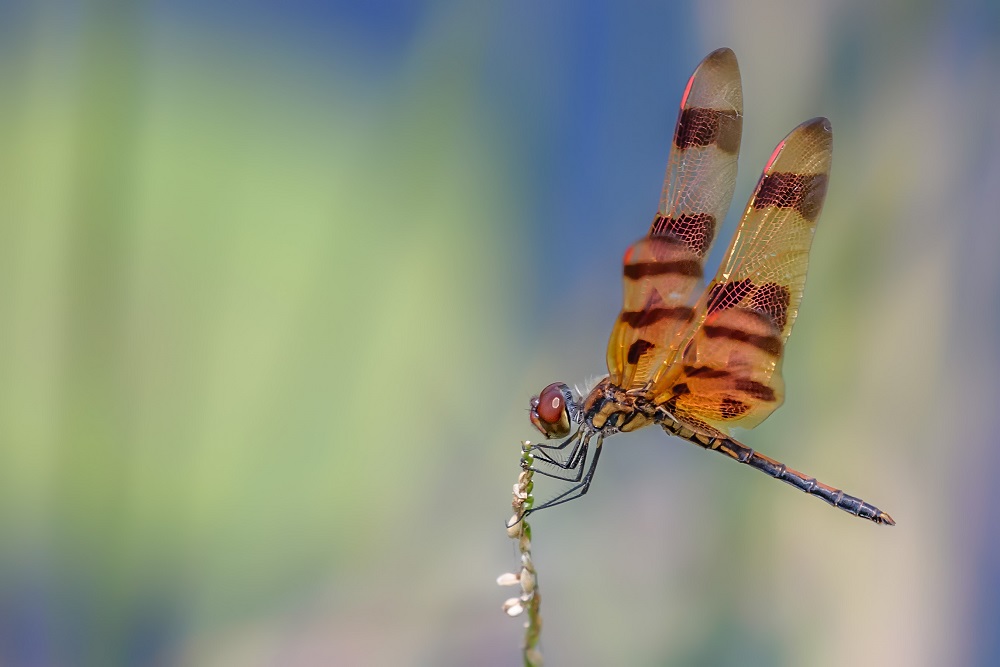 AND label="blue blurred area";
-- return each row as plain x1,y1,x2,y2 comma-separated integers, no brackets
1,1,999,665
148,0,426,73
